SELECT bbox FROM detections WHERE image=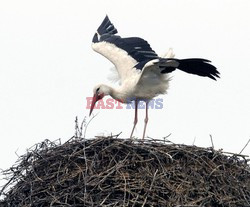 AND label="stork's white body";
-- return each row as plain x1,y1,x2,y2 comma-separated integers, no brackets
89,16,219,139
92,42,176,103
